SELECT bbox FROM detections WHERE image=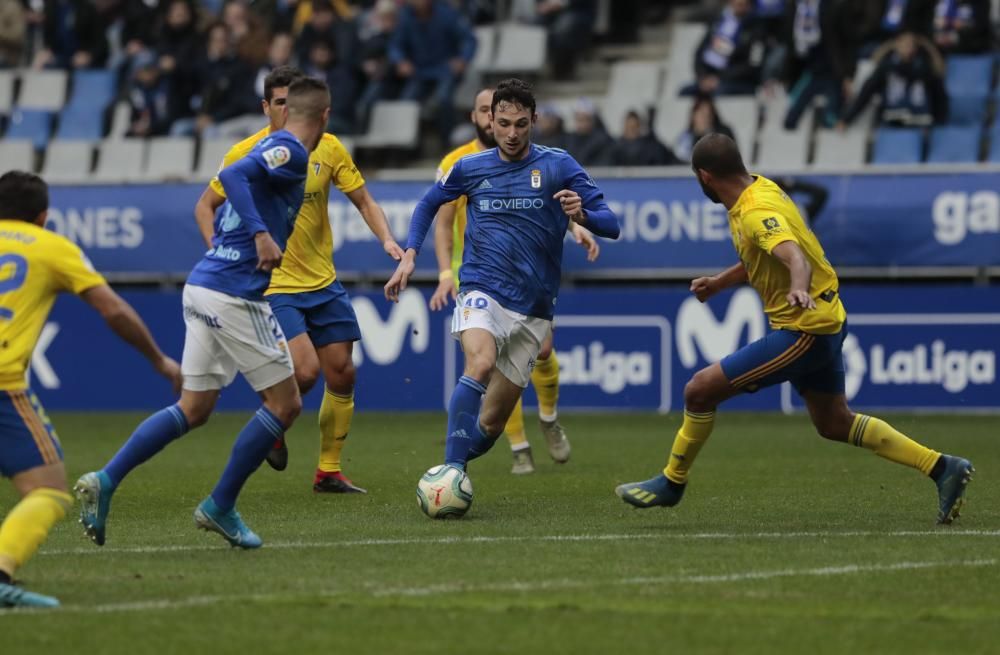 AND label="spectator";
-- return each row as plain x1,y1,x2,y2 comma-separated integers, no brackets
535,0,598,79
121,0,163,61
34,0,110,68
126,50,173,136
564,98,614,166
296,0,358,73
290,0,356,35
302,36,357,132
356,0,401,126
862,0,935,47
674,95,736,162
389,0,476,144
929,0,990,54
690,0,766,95
223,0,270,67
0,0,26,67
534,104,568,150
838,32,947,129
781,0,856,130
156,0,201,126
612,110,682,166
254,31,294,99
